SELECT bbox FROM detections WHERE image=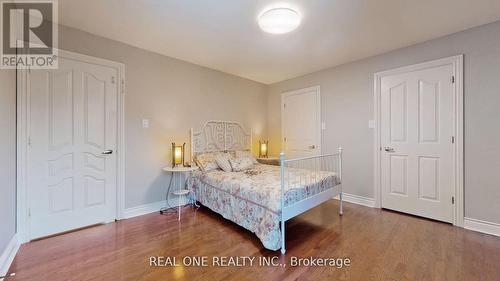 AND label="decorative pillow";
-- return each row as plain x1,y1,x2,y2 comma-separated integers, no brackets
194,152,219,172
229,156,254,172
214,153,233,172
235,150,258,164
